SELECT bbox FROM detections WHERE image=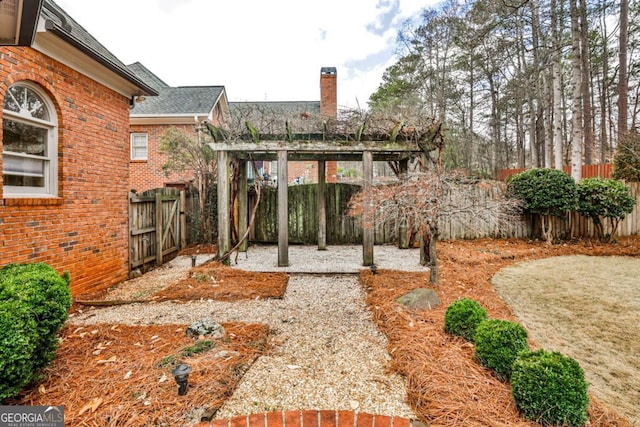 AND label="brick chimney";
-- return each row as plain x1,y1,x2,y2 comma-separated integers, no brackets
320,67,337,119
